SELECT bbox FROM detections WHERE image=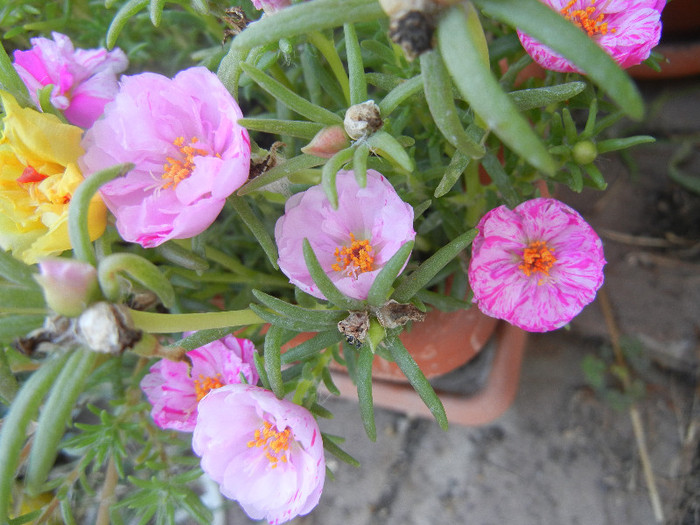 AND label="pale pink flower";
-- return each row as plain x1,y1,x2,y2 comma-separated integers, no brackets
252,0,292,13
140,334,258,432
34,258,99,317
79,67,251,248
13,32,128,128
192,384,325,524
275,169,415,301
468,198,605,332
517,0,665,73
